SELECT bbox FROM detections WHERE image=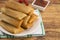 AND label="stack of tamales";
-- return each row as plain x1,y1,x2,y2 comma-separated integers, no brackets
0,0,38,34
